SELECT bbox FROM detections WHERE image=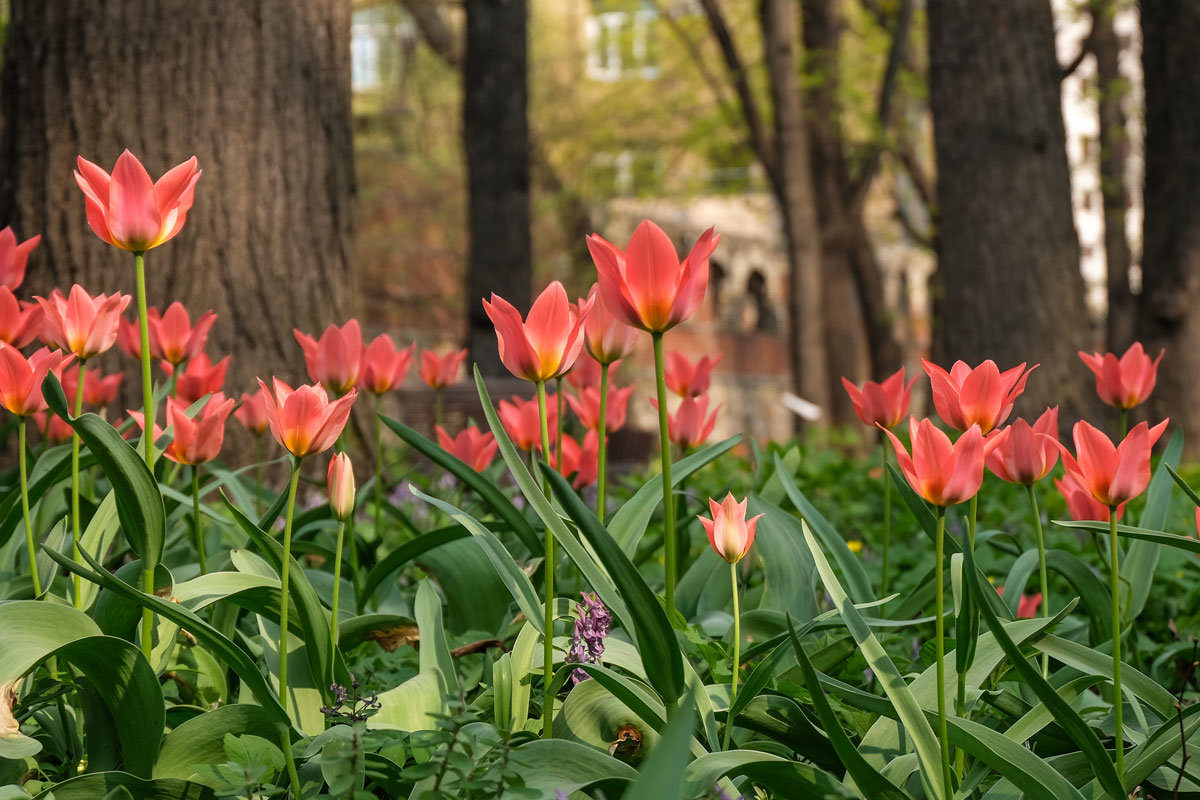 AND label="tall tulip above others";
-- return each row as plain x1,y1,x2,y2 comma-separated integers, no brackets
923,358,1036,434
